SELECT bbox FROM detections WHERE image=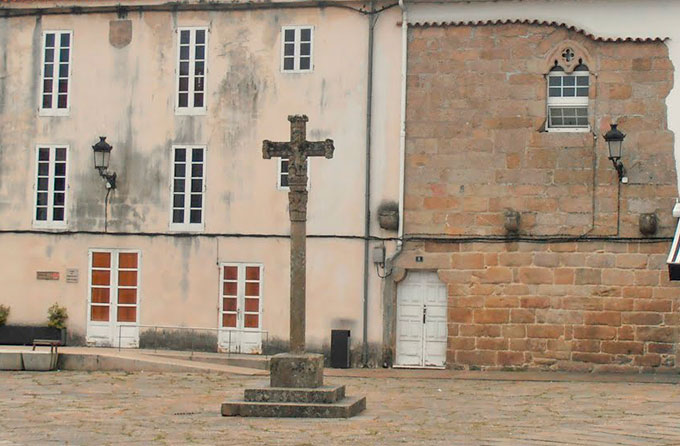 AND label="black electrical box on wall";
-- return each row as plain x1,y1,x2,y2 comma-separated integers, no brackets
330,329,351,368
